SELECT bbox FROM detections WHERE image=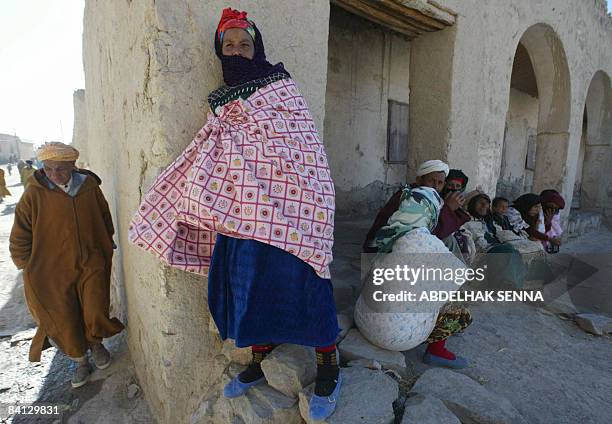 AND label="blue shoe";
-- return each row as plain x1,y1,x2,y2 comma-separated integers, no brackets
223,375,265,398
423,352,469,369
309,370,343,421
